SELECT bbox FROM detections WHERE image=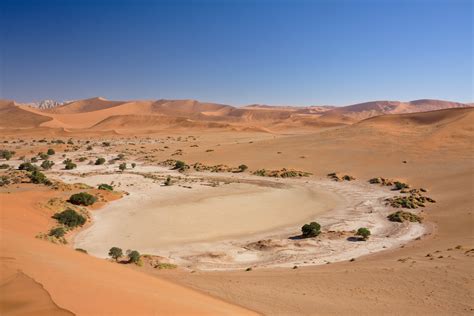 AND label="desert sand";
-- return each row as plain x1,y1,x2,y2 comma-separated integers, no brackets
0,98,473,315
